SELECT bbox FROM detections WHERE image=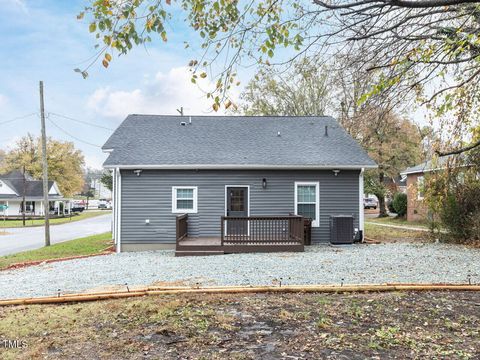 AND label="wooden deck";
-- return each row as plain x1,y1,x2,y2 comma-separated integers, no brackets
175,214,305,256
176,236,304,256
178,237,222,247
